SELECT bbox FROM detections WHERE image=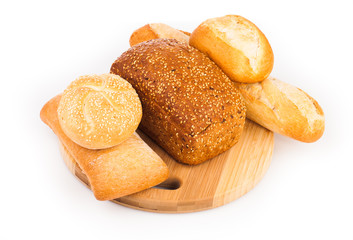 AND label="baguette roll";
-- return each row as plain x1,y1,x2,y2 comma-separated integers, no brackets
129,23,189,47
235,77,324,142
